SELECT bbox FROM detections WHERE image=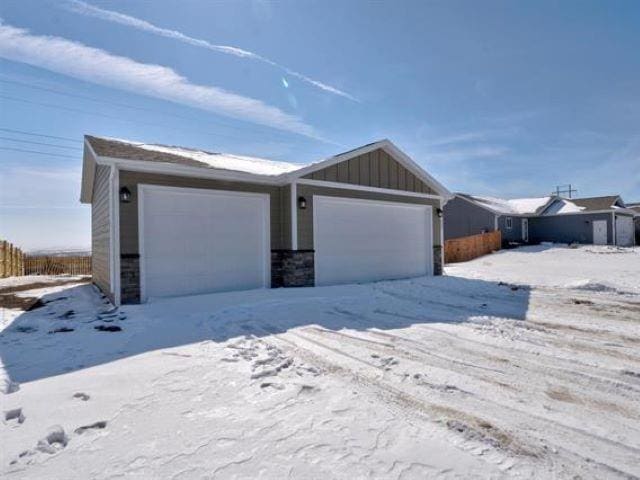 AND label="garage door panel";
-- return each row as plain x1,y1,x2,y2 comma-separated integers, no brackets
140,186,269,300
616,216,634,246
314,196,432,286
